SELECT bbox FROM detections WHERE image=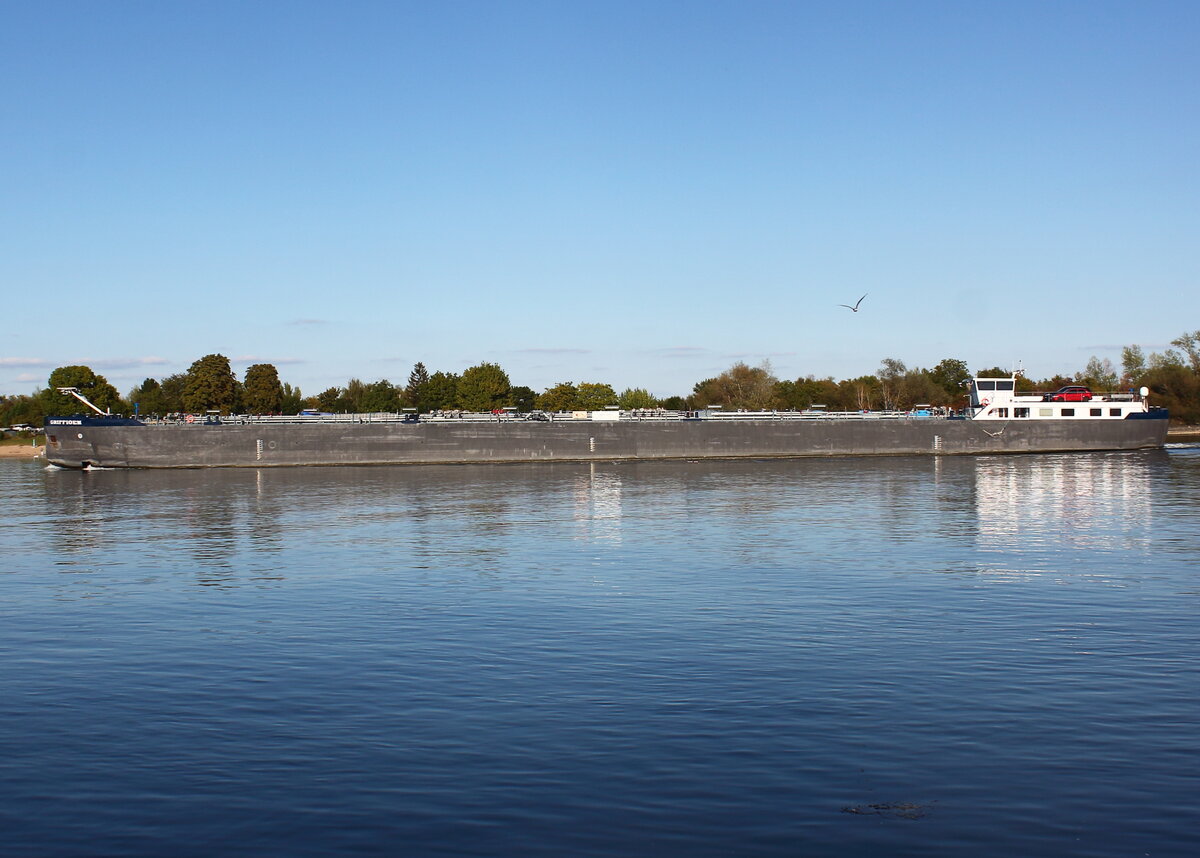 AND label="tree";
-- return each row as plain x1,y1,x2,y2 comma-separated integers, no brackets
159,373,187,413
1076,356,1118,392
774,376,840,411
182,354,239,414
406,362,430,411
242,364,284,414
1171,330,1200,374
509,385,537,412
1121,345,1146,385
43,366,123,415
618,387,657,409
0,392,45,427
1142,363,1200,423
692,361,779,410
929,358,971,400
316,387,343,412
877,358,907,410
575,382,617,410
129,378,166,415
421,372,459,411
456,362,511,411
537,382,578,412
280,382,304,415
359,379,403,412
